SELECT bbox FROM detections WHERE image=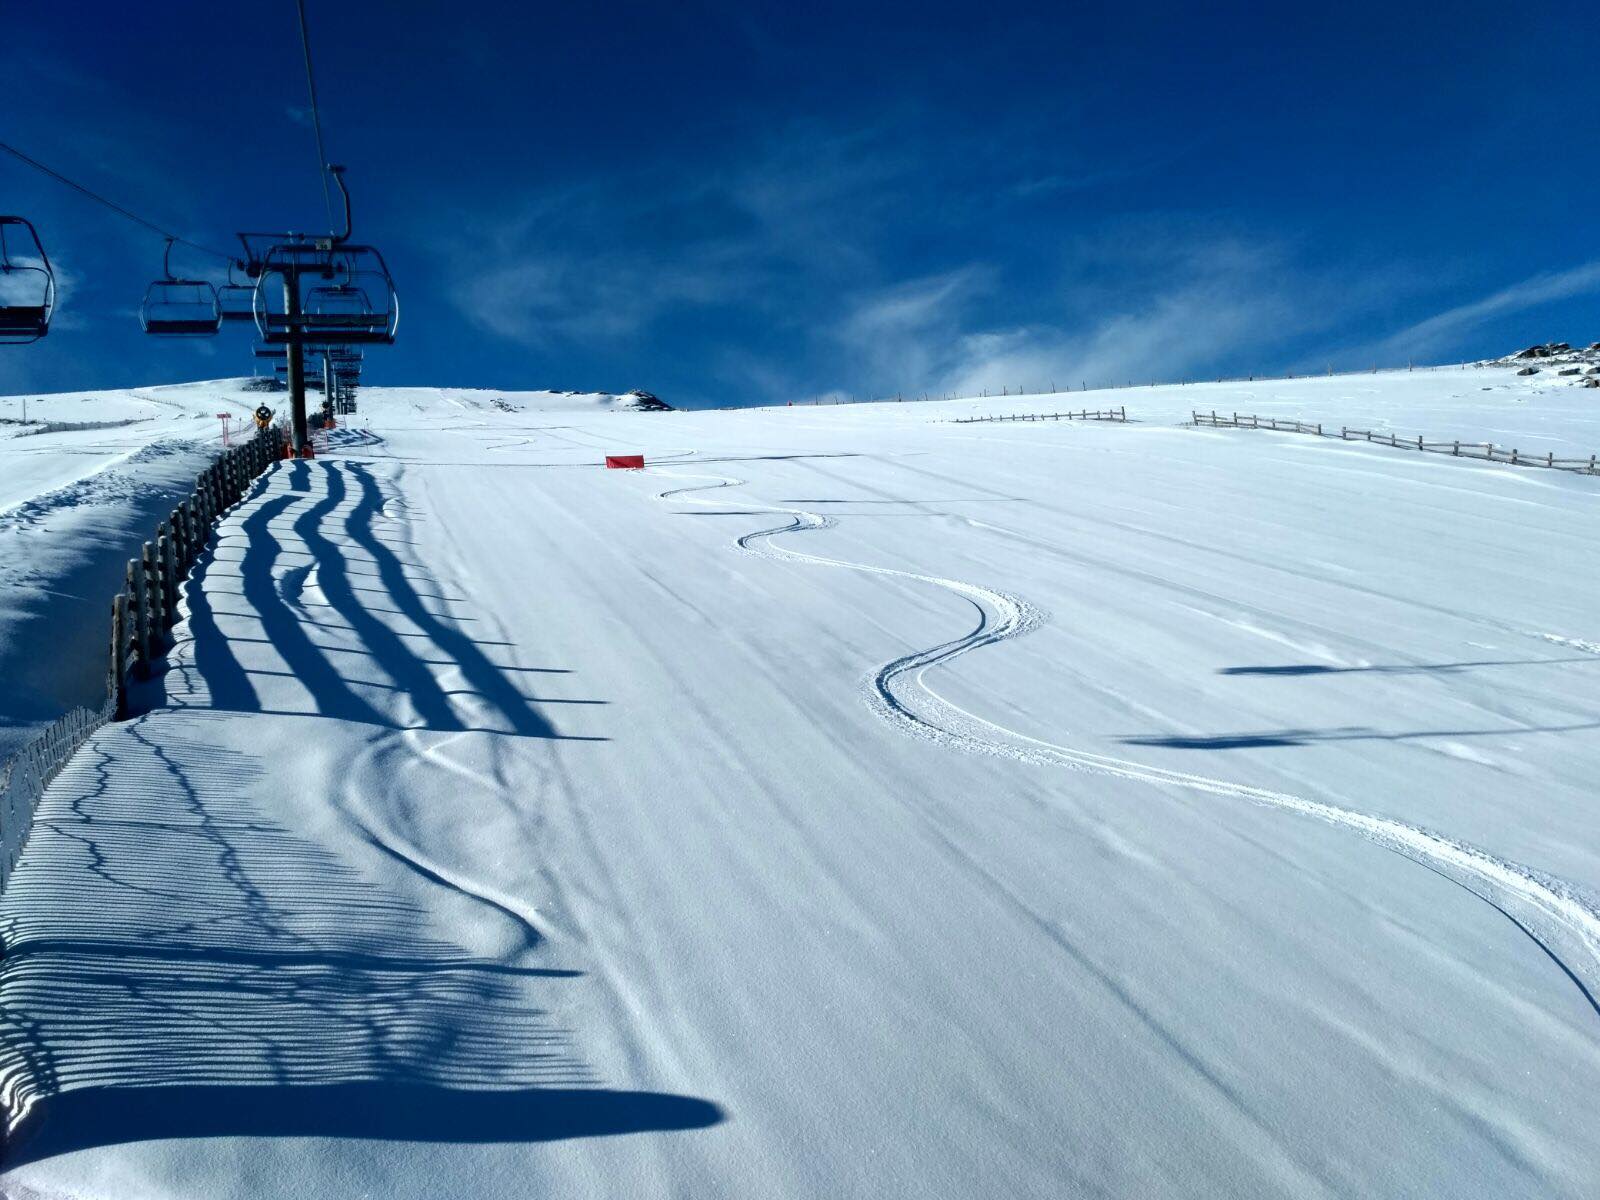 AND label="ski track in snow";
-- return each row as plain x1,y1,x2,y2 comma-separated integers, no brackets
1537,632,1600,657
337,723,550,957
654,469,1600,1004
